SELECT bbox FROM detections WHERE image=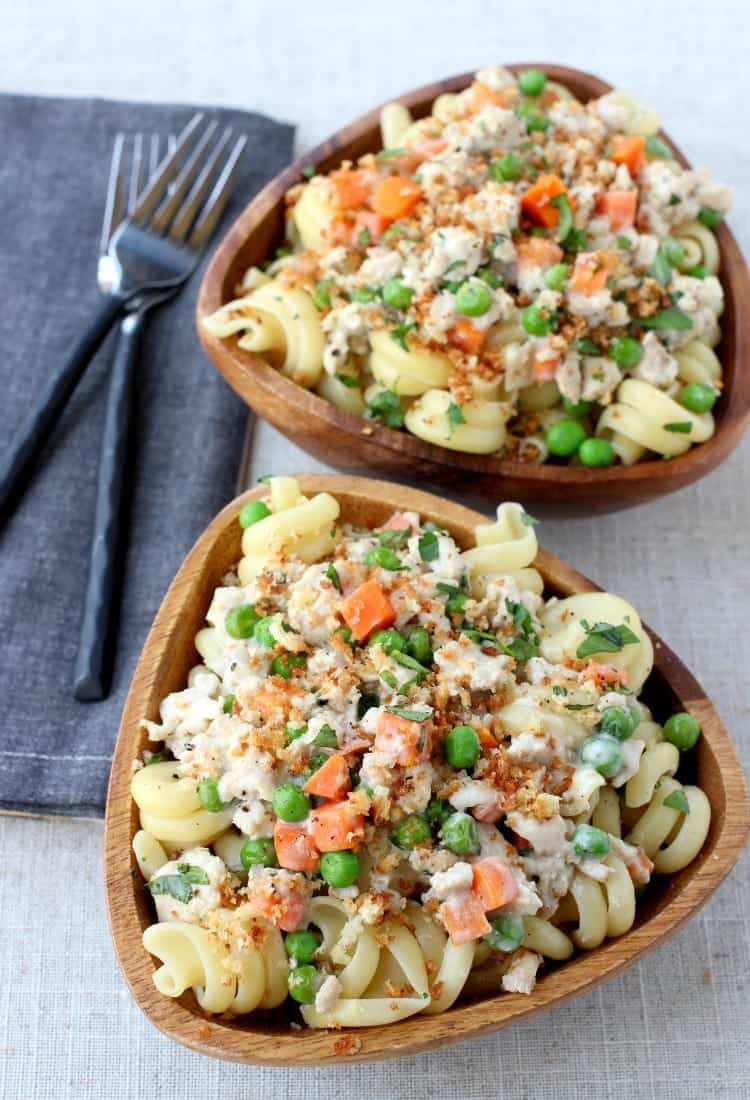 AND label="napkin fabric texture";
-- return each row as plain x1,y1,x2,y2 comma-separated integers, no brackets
0,94,294,817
